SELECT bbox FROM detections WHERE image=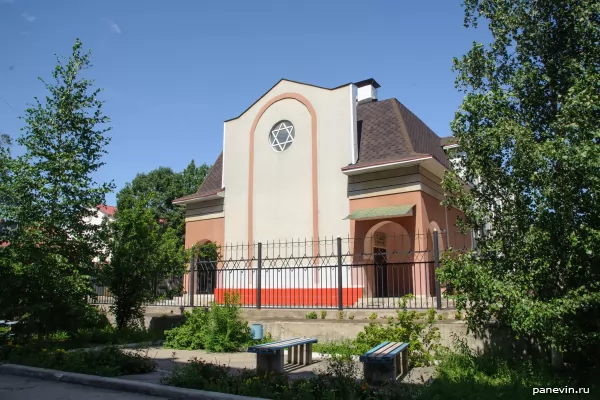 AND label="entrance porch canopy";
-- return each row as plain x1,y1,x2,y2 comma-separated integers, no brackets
344,204,415,221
